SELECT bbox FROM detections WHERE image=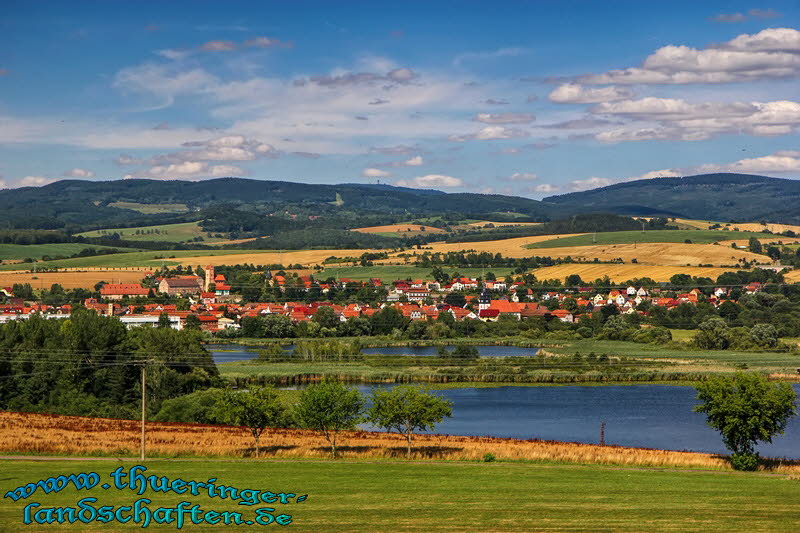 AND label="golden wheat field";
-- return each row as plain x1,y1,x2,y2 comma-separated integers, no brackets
417,233,589,257
463,221,543,228
353,224,447,234
0,269,147,289
531,264,735,283
4,411,799,473
174,249,387,268
531,242,766,266
717,237,800,248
